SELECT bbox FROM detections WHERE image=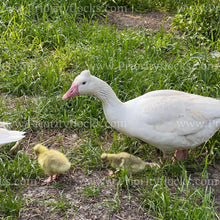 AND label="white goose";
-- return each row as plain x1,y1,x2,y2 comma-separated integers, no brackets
62,70,220,160
0,122,25,145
